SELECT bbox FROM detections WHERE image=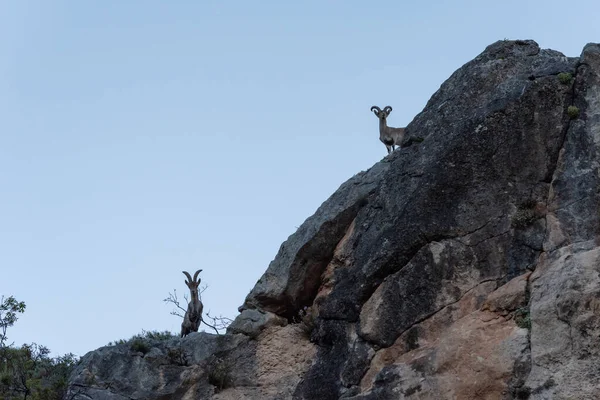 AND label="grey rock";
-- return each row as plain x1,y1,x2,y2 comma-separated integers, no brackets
226,308,287,338
66,333,249,400
523,42,600,400
237,160,389,319
294,39,575,399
